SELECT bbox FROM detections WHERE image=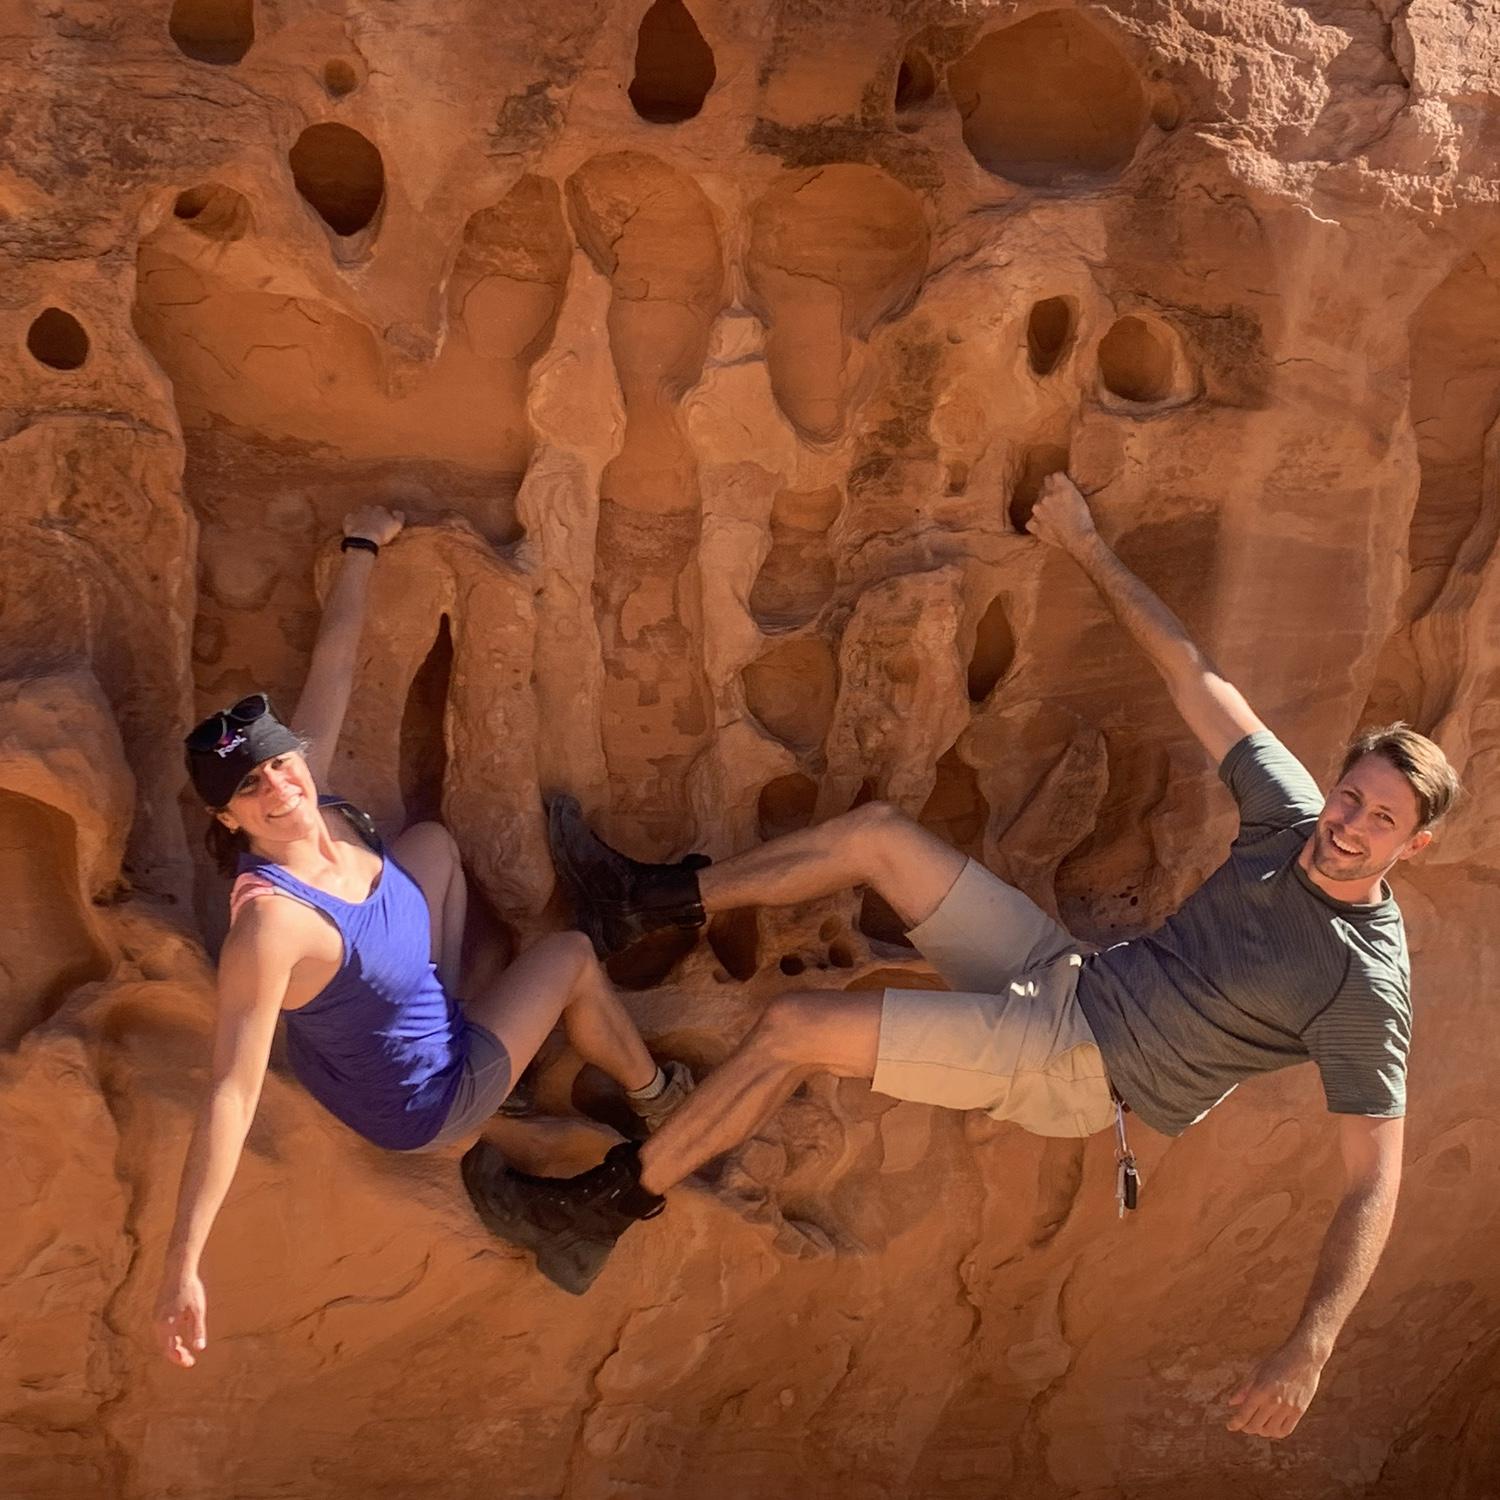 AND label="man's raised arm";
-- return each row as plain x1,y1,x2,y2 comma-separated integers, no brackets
1026,474,1265,763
